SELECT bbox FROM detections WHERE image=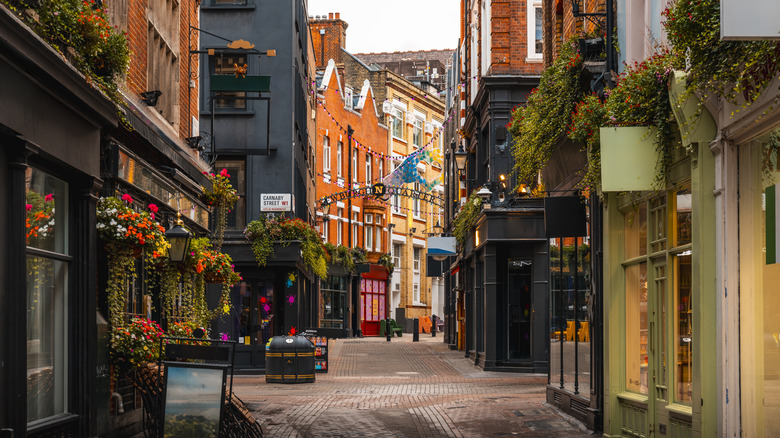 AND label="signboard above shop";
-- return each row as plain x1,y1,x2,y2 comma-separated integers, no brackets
721,0,780,40
261,193,292,212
